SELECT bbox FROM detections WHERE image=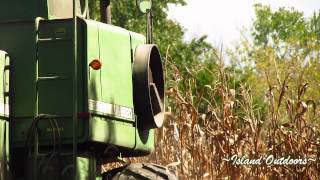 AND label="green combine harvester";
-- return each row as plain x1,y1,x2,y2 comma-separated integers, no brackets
0,0,174,179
